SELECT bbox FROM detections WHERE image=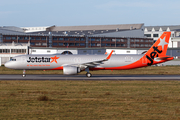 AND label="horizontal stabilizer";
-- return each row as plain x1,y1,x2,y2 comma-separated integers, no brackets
154,56,174,61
